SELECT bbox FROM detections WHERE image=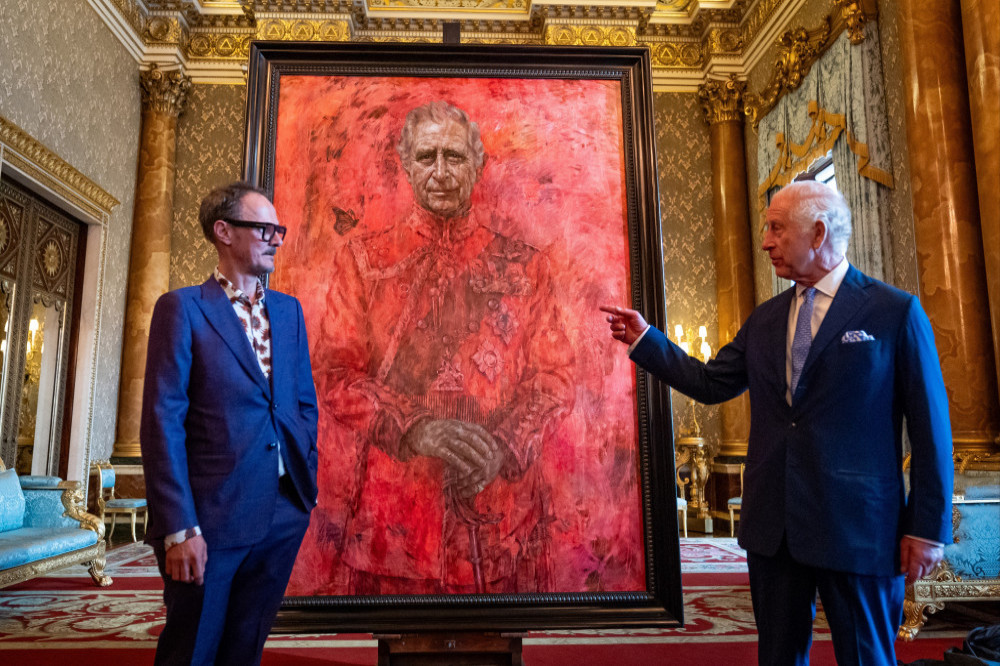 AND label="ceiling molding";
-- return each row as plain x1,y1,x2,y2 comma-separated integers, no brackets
87,0,804,89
